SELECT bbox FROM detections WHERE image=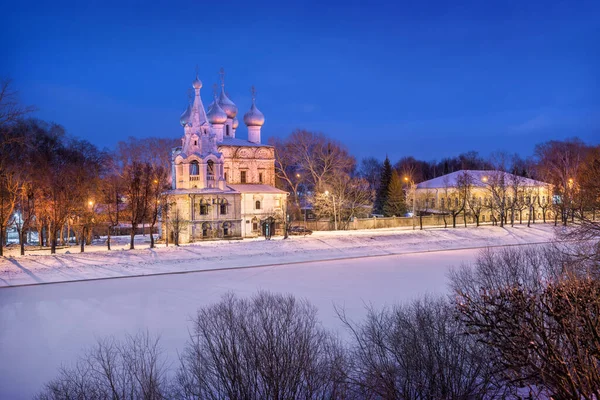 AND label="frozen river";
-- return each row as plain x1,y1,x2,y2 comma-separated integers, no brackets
0,247,478,399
